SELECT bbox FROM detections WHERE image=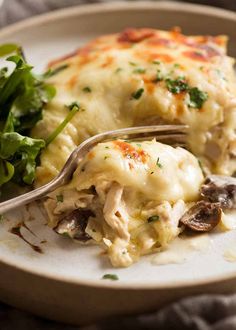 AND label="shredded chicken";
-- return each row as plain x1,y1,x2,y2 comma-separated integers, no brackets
103,182,130,241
